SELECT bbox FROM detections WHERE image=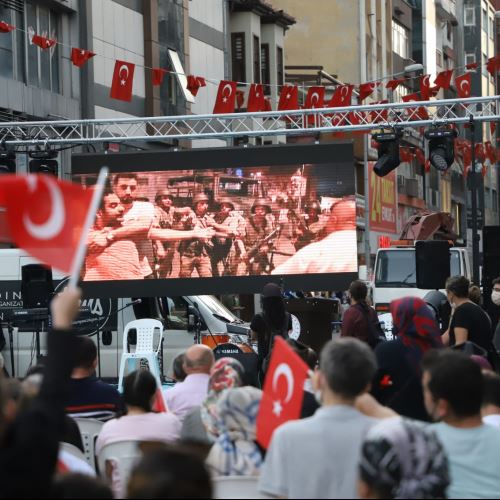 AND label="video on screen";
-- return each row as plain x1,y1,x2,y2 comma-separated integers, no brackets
75,164,357,283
